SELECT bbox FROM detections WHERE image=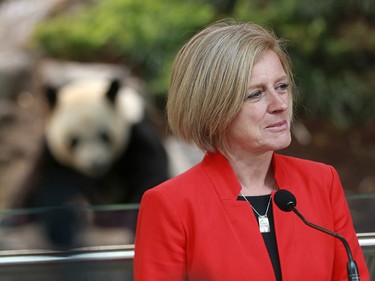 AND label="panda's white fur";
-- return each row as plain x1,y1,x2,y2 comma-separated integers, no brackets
46,78,144,178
